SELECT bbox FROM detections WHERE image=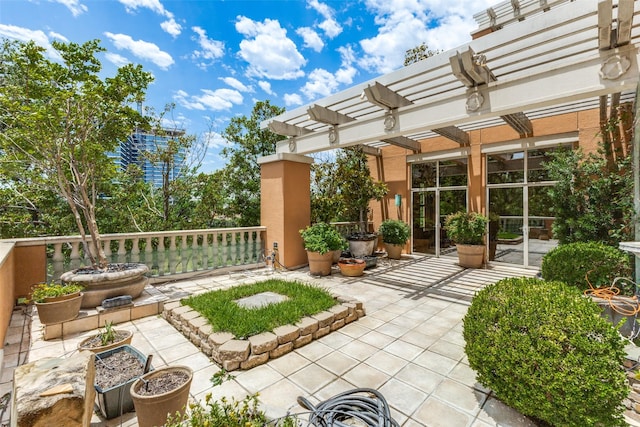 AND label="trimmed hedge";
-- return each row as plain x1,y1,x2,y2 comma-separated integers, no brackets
463,277,628,427
541,242,631,293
